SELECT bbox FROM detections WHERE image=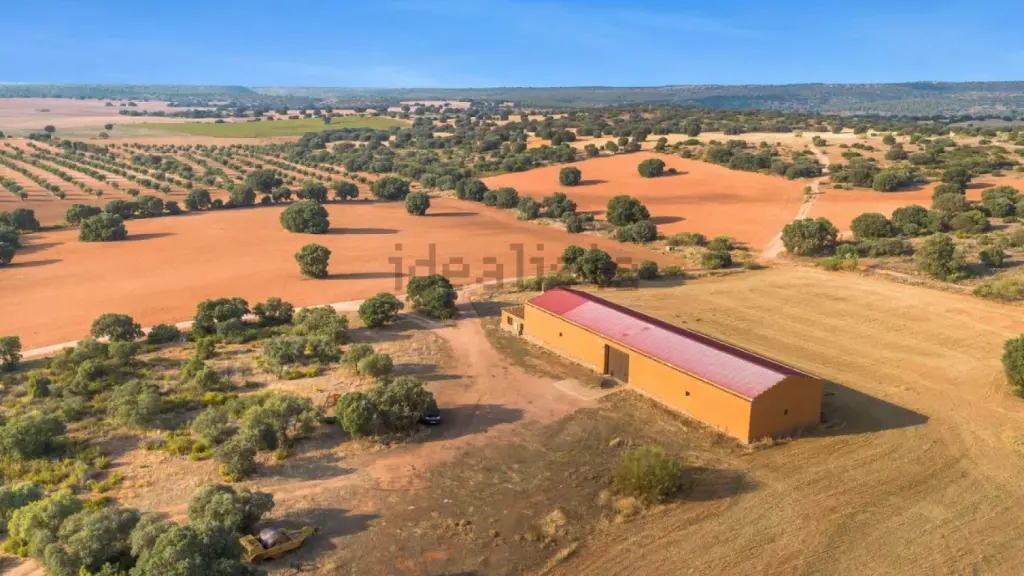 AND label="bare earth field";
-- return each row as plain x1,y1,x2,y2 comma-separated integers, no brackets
0,98,186,131
0,197,669,349
483,152,805,248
